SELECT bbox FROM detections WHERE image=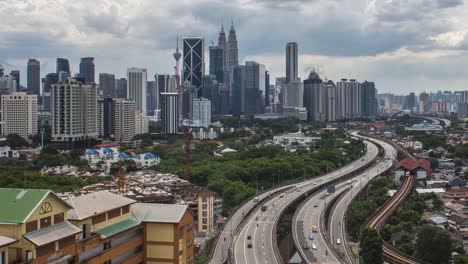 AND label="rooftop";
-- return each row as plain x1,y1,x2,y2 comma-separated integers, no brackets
23,221,81,246
67,190,136,220
131,203,189,223
0,188,72,224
